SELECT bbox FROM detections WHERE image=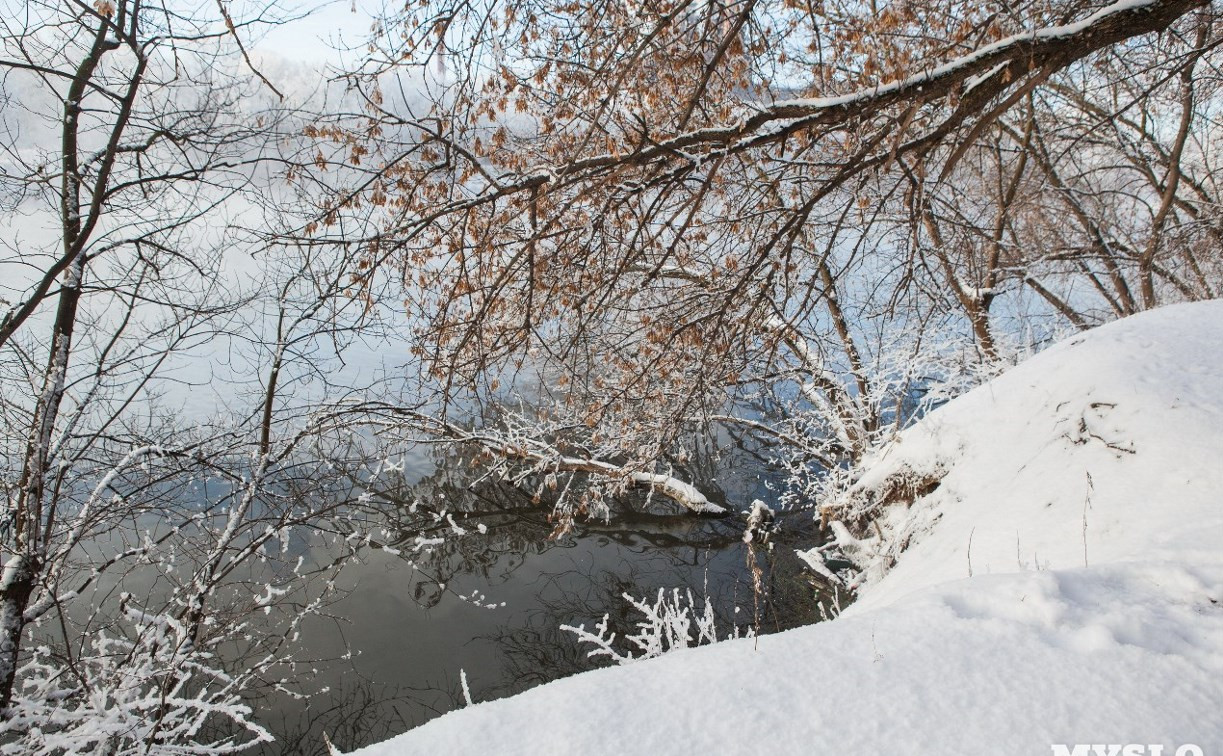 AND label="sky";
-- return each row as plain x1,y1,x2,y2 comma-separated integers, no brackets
0,0,376,64
250,0,379,63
